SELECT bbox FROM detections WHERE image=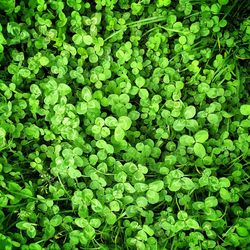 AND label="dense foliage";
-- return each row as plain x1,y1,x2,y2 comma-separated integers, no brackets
0,0,250,249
